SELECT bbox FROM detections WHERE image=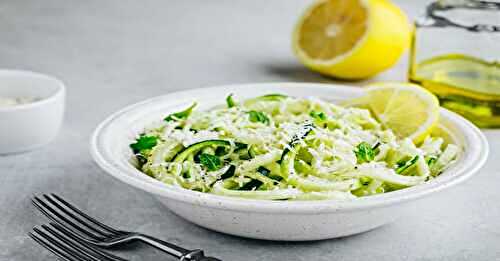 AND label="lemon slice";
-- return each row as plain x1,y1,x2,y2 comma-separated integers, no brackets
349,82,440,143
292,0,410,79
